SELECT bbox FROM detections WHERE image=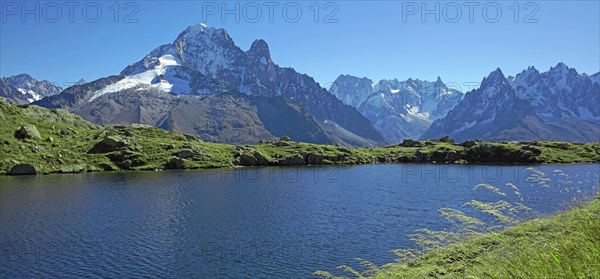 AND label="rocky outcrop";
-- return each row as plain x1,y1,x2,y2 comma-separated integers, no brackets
88,136,128,154
235,150,269,166
165,158,185,169
275,155,306,166
8,164,37,175
14,125,41,140
305,153,324,164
